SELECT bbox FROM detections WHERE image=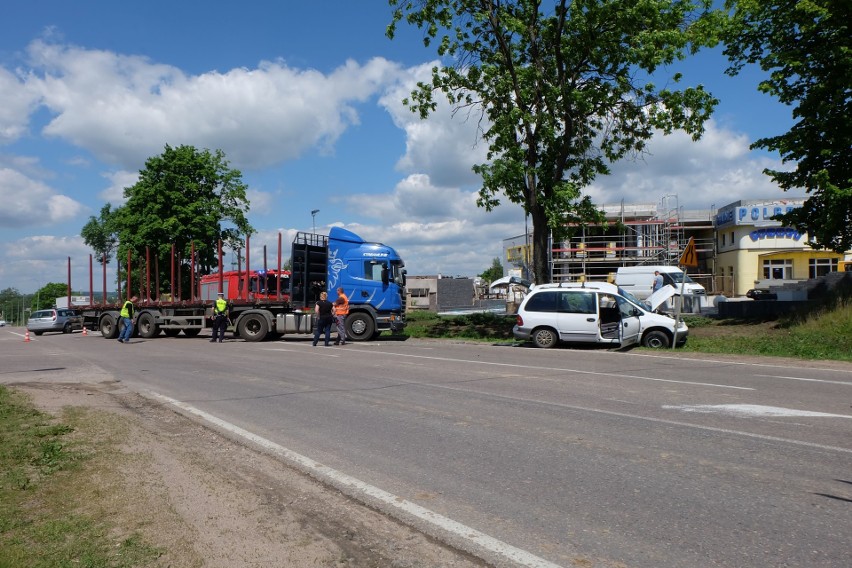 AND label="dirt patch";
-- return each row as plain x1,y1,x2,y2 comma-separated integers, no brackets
16,382,487,568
